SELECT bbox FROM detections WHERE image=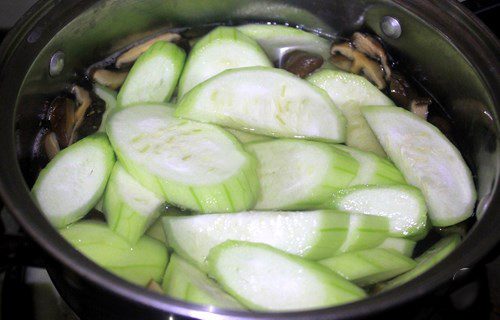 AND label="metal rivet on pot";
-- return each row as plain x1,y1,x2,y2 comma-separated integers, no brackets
453,267,471,281
49,51,65,77
380,16,402,39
